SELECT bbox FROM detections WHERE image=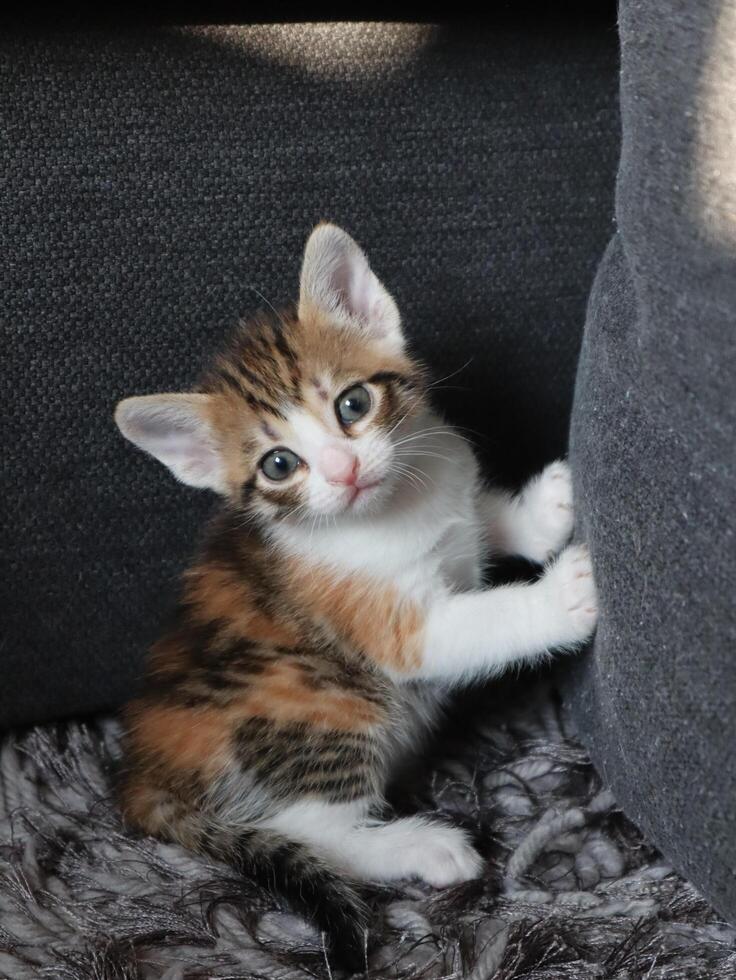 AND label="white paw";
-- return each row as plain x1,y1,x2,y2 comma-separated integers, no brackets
541,543,599,645
411,824,483,888
519,461,575,562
